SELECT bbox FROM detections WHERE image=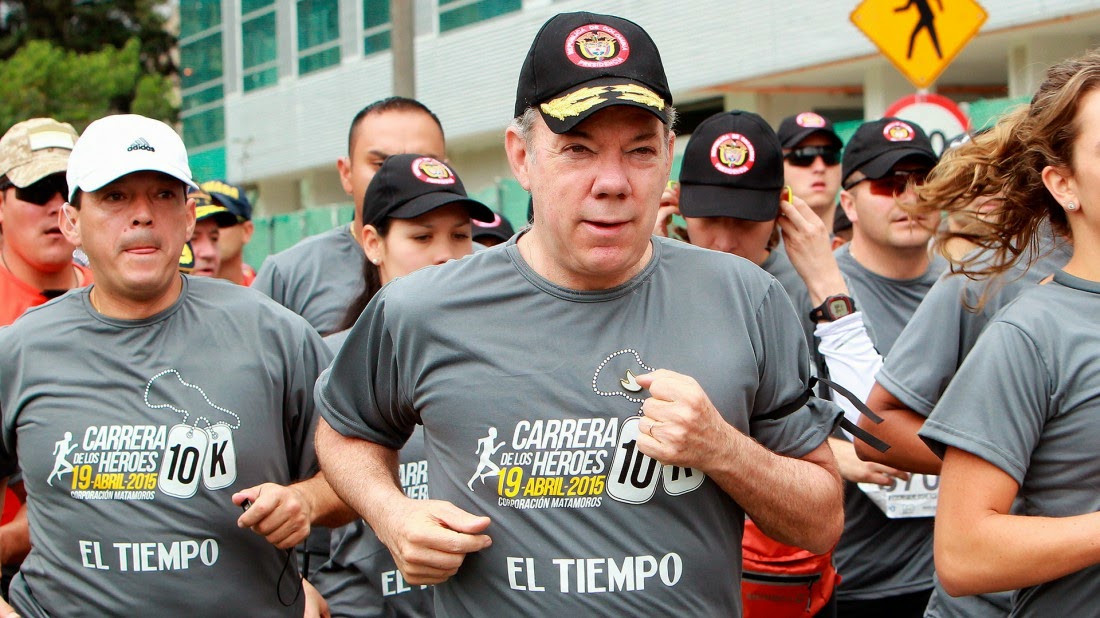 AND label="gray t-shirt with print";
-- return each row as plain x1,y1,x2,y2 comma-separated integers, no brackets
317,236,840,617
312,329,434,618
878,238,1070,618
832,245,944,601
920,270,1100,617
253,224,366,334
0,276,330,617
